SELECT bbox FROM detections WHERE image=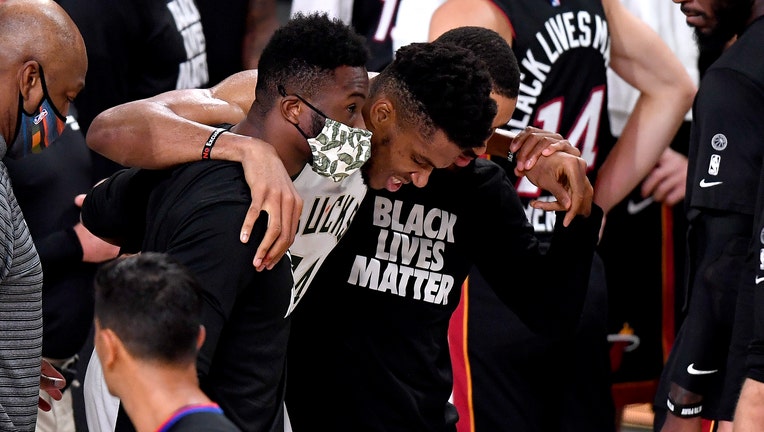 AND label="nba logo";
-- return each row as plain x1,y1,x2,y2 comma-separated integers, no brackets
708,154,720,176
33,108,49,125
550,0,561,5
